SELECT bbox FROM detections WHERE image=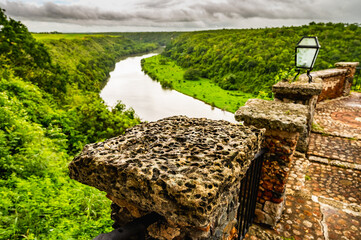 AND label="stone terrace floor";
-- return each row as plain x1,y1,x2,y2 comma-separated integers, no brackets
245,92,361,240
